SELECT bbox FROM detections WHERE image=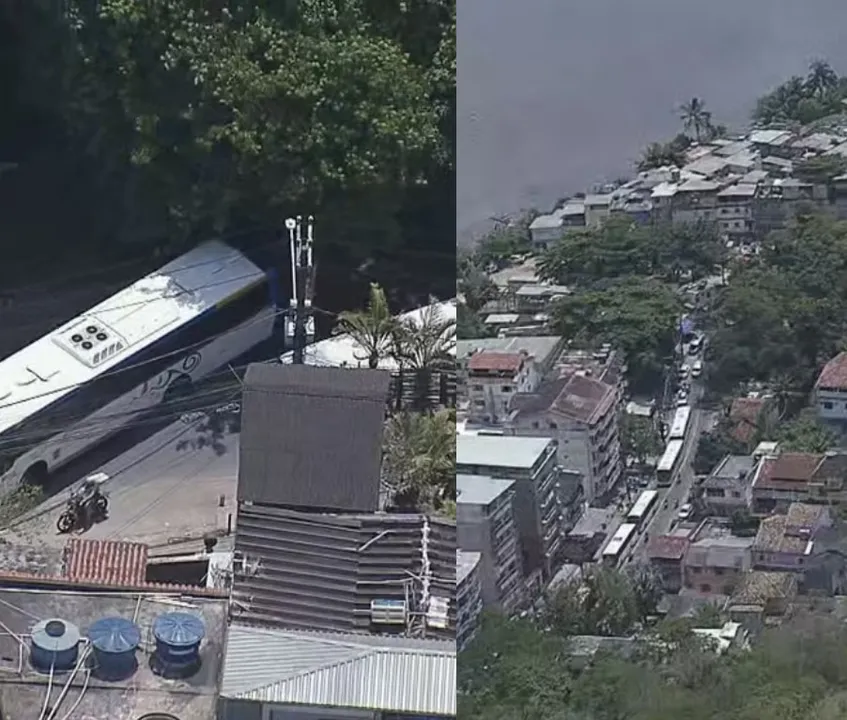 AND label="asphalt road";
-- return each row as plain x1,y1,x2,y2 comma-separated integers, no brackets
622,369,712,565
4,408,241,553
